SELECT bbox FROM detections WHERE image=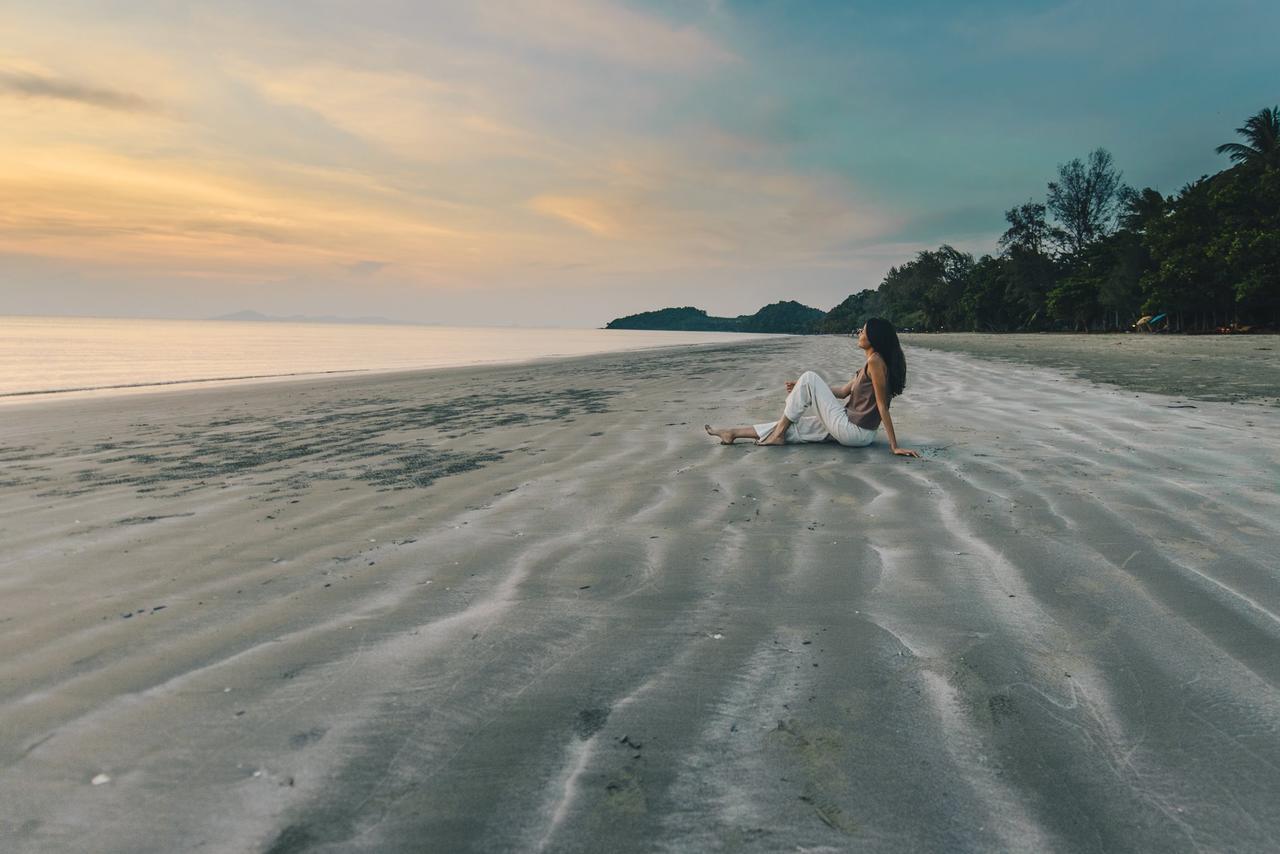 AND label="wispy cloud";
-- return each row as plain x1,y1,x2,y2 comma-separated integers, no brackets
234,62,550,164
527,155,898,267
0,69,159,113
529,195,623,237
0,144,470,273
475,0,737,72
